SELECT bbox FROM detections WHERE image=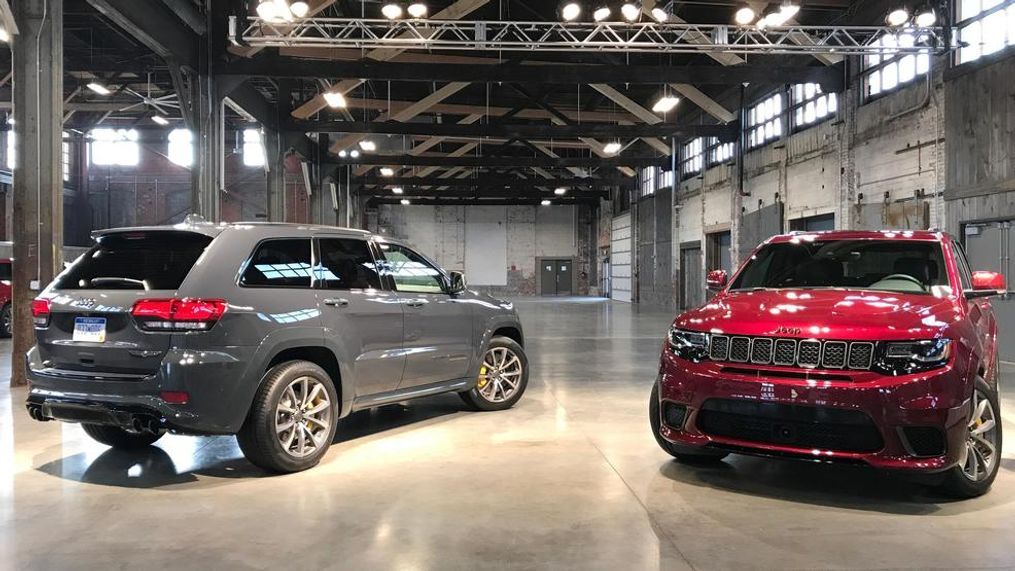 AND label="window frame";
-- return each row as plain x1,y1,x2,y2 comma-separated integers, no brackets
706,136,736,167
862,32,931,101
955,0,1015,66
679,137,705,179
375,240,451,295
312,236,383,291
639,166,656,197
746,90,785,150
238,237,317,289
789,83,839,132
